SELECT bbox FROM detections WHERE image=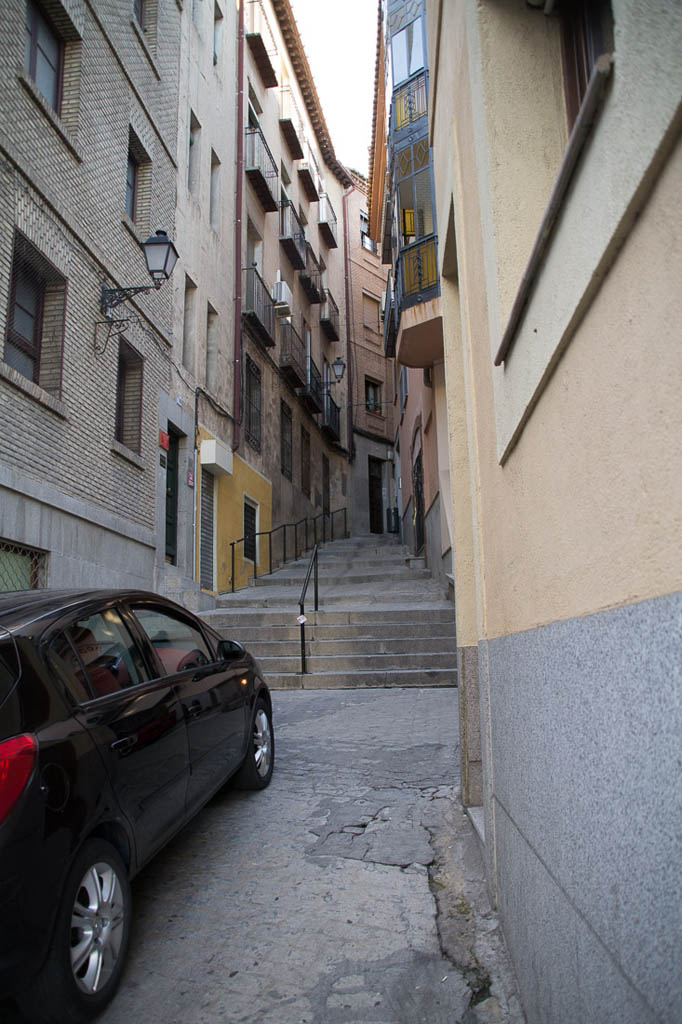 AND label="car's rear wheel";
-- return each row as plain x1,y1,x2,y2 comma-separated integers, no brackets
18,838,131,1024
233,697,274,790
